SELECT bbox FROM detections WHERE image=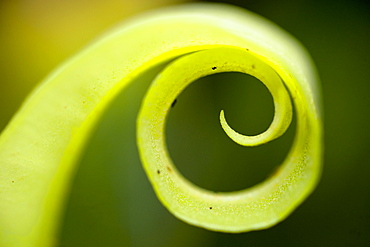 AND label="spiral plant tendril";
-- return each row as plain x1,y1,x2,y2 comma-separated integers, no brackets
0,3,322,246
